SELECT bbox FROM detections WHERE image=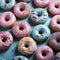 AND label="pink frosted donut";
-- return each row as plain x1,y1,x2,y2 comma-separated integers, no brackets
50,15,60,32
0,12,16,28
0,31,13,50
36,46,54,60
49,0,60,15
13,2,30,19
12,21,30,38
34,0,50,7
